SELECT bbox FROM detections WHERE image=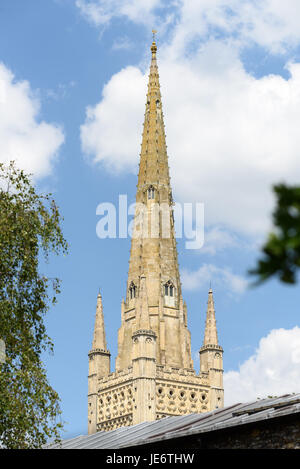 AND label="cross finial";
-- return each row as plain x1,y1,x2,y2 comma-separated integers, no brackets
152,29,157,42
